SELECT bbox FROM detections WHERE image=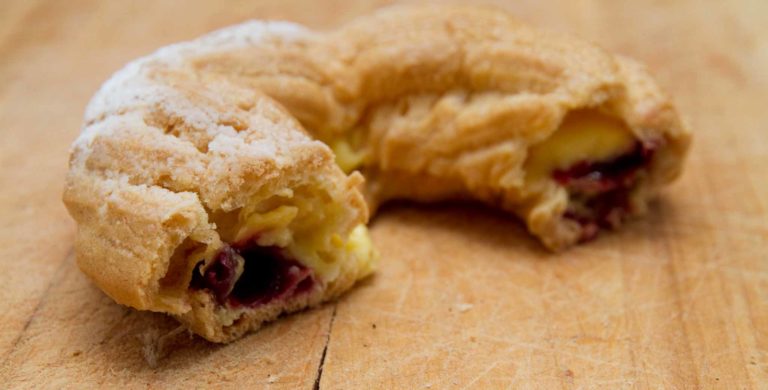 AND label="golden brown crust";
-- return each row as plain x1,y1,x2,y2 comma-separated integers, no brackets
63,5,690,342
197,5,690,248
